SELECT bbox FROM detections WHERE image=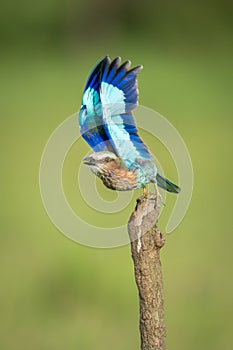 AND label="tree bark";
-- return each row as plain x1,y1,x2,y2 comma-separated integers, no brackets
128,194,166,350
